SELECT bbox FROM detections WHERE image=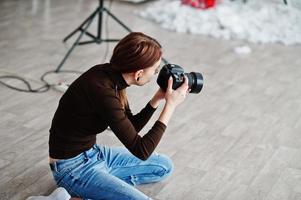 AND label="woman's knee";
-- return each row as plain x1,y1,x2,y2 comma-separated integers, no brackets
155,153,174,178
